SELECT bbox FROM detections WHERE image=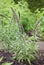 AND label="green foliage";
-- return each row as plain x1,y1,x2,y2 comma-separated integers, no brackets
0,0,44,64
0,0,44,39
13,1,44,40
12,40,38,63
37,17,44,40
13,0,21,4
13,0,44,12
26,0,44,12
0,7,38,65
13,1,37,32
